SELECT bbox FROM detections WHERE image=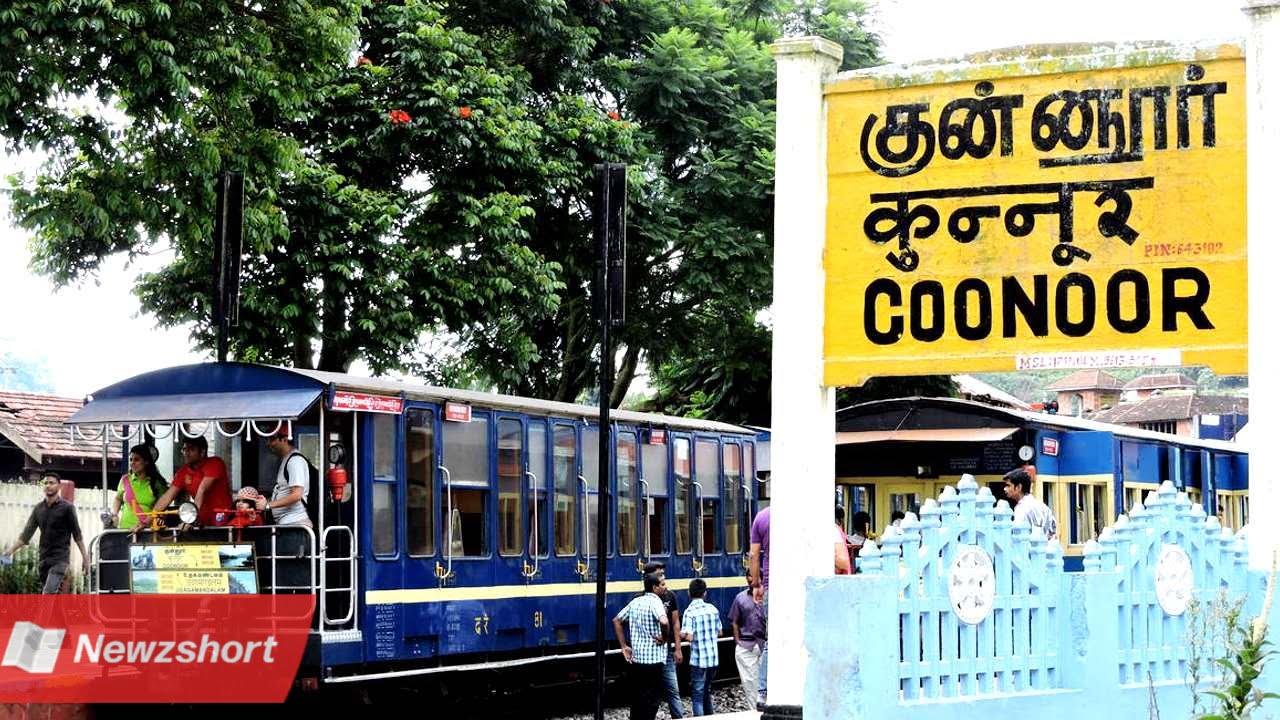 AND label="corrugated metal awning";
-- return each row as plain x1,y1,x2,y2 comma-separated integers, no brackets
66,389,323,425
836,428,1017,444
